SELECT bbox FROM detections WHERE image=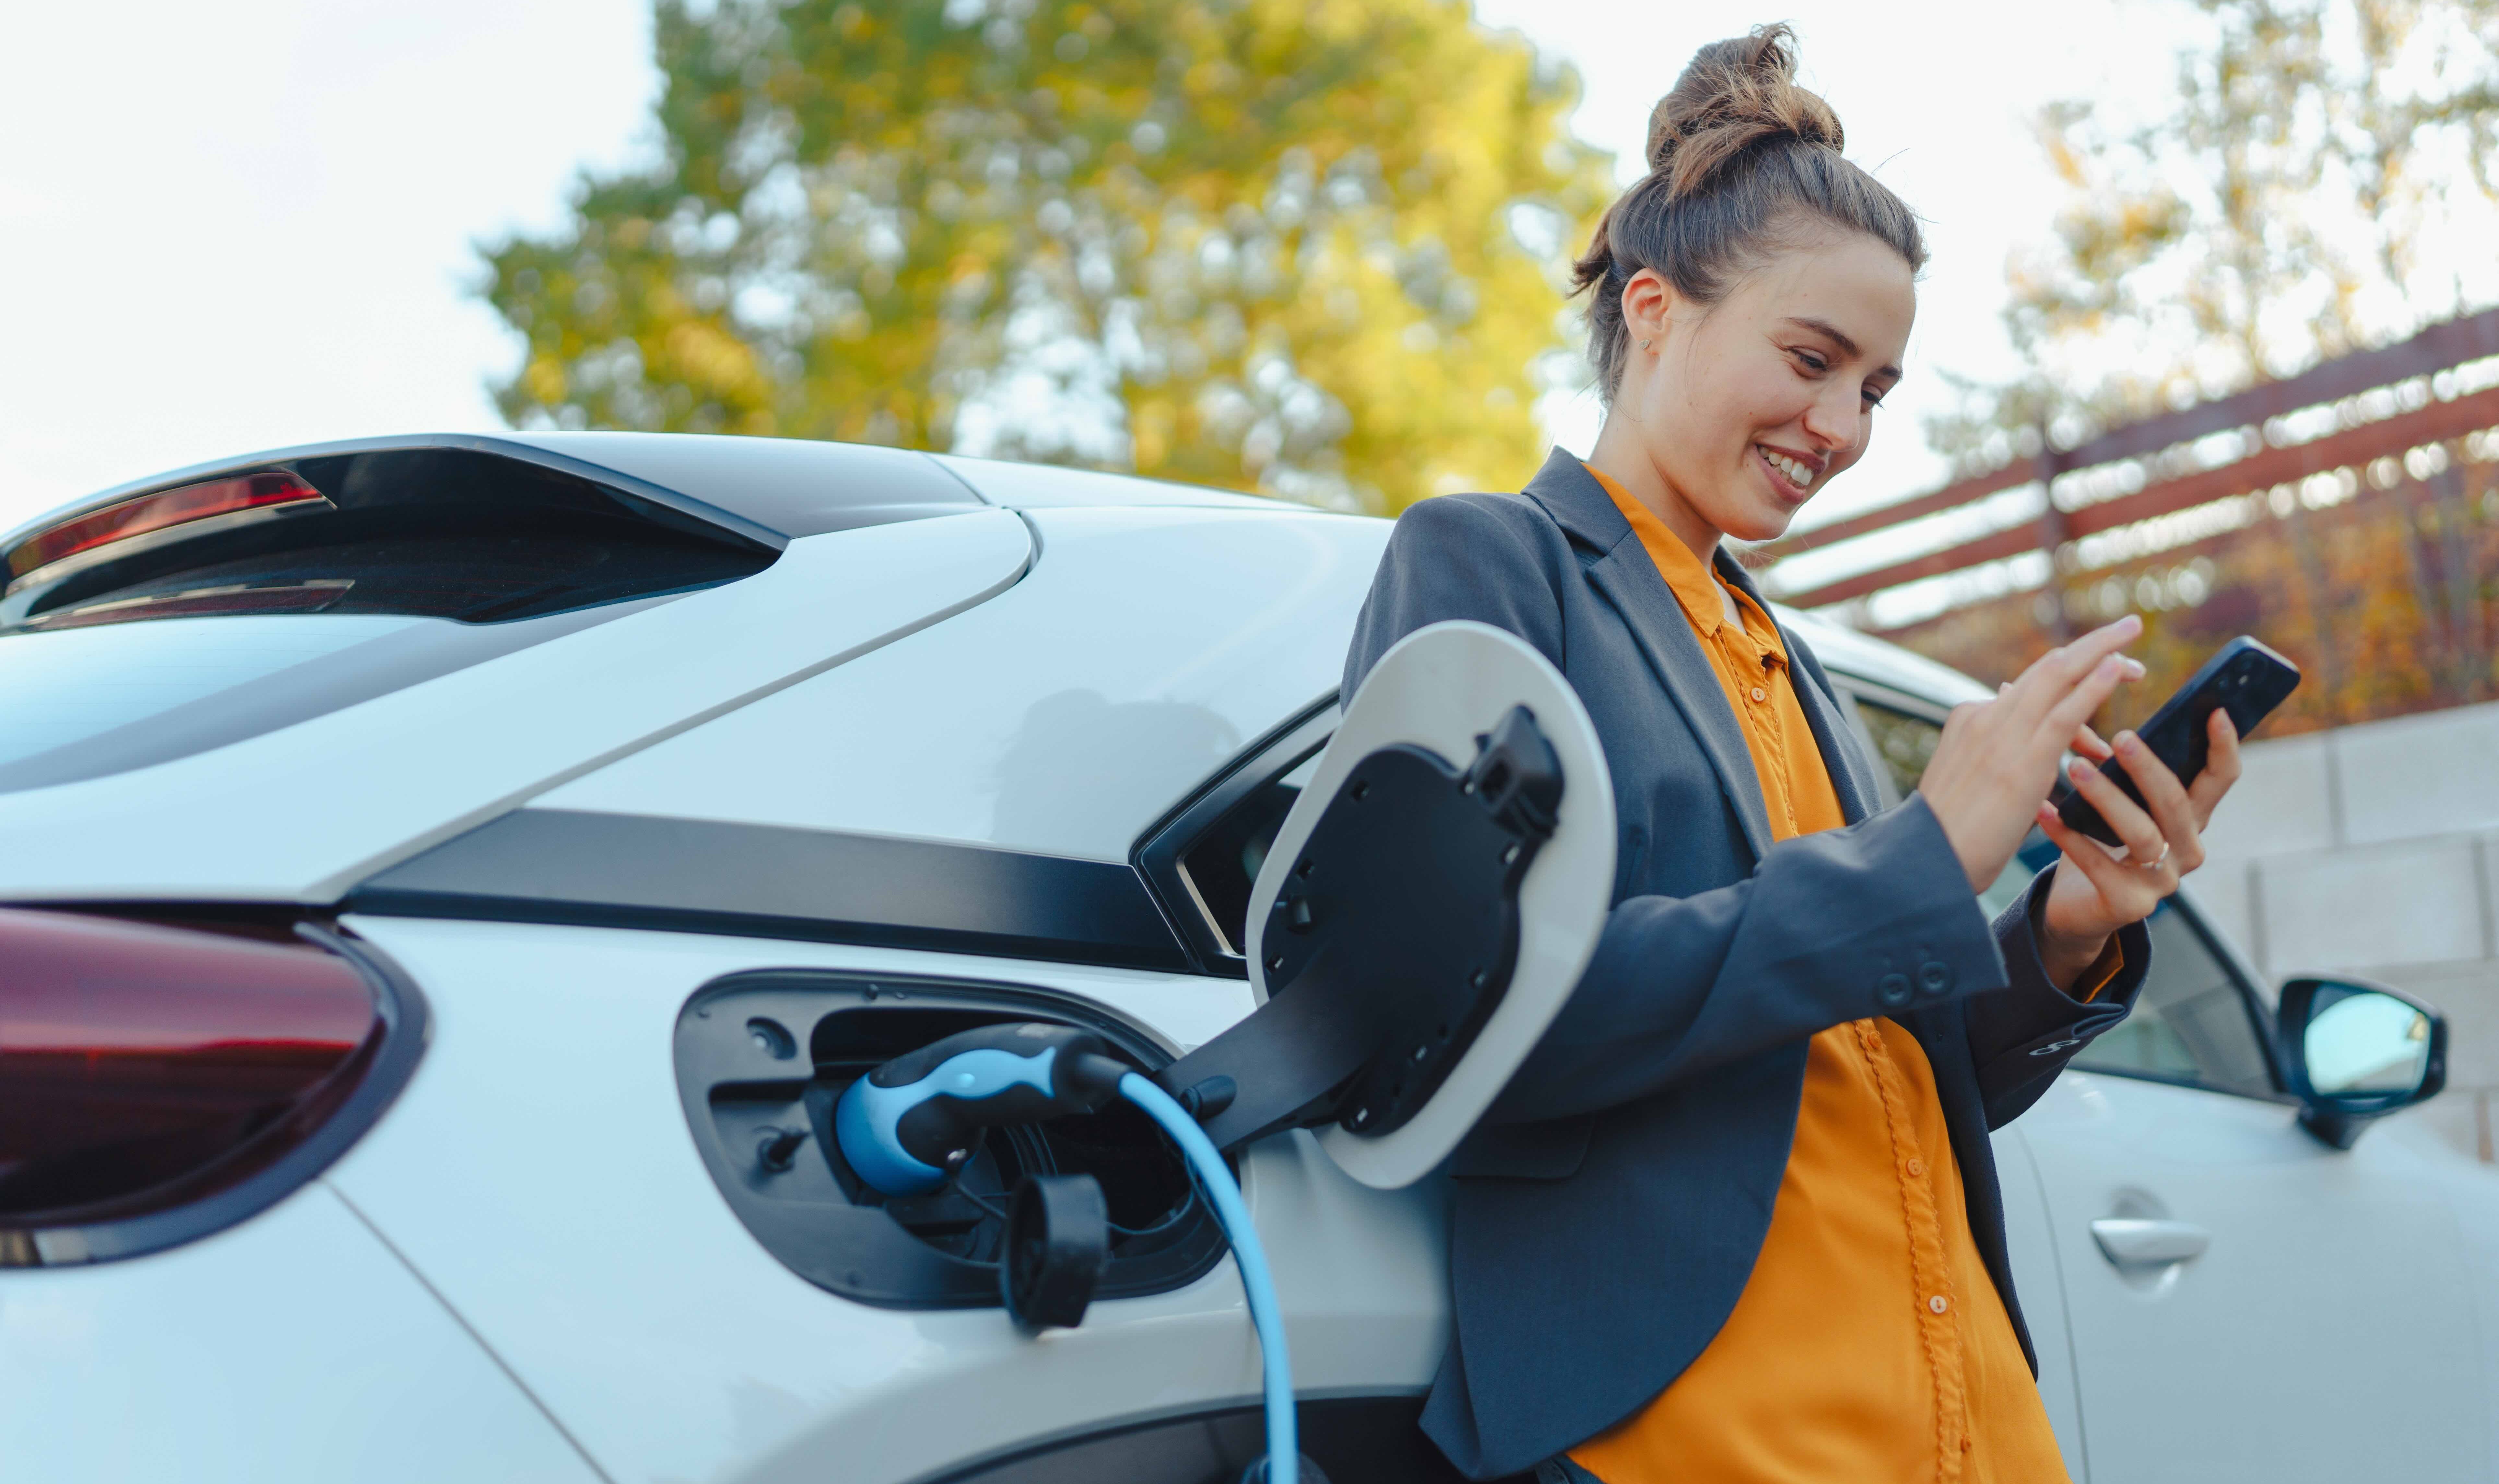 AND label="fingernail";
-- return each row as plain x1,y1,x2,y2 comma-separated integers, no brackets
2122,658,2145,679
2116,730,2140,753
2069,758,2091,780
